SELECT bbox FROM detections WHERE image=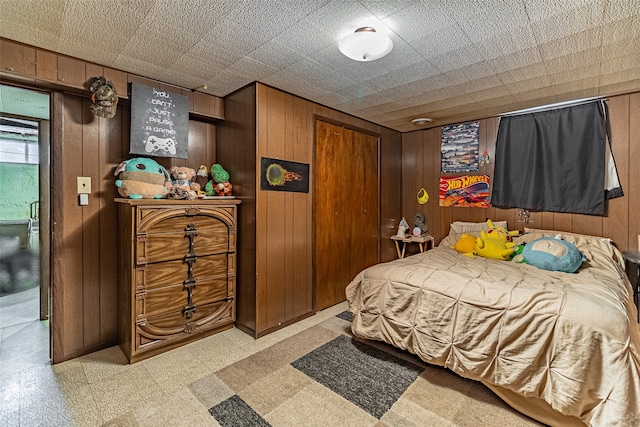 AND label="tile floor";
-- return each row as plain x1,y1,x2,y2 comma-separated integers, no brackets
0,295,351,427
